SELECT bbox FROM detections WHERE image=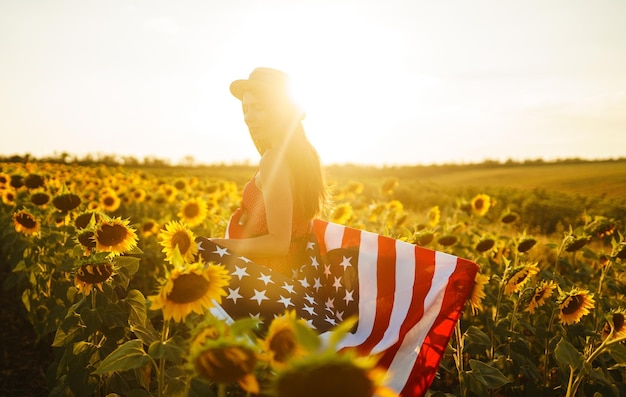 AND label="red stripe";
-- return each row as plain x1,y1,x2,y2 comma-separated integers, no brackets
400,257,478,397
312,219,330,256
341,224,361,249
355,234,397,353
377,245,436,369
